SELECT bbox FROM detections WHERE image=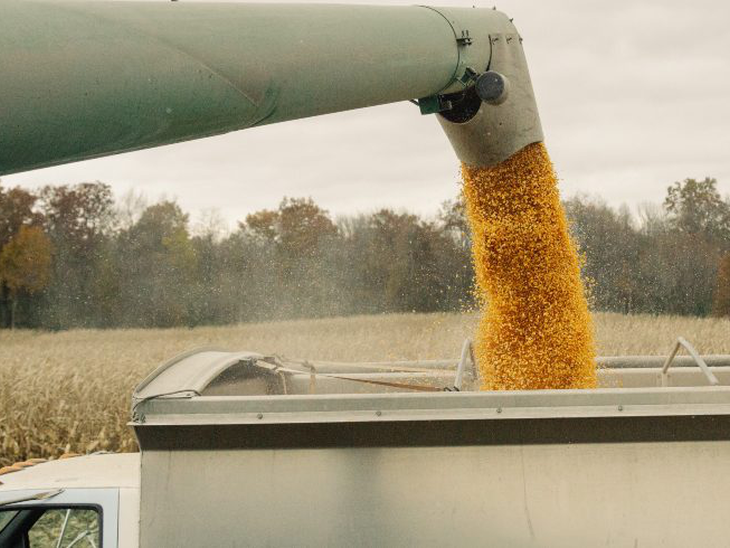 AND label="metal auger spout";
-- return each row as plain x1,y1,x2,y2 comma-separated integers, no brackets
0,1,543,176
